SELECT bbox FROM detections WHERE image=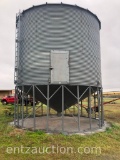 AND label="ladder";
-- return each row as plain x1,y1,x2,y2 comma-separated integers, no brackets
14,11,21,84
